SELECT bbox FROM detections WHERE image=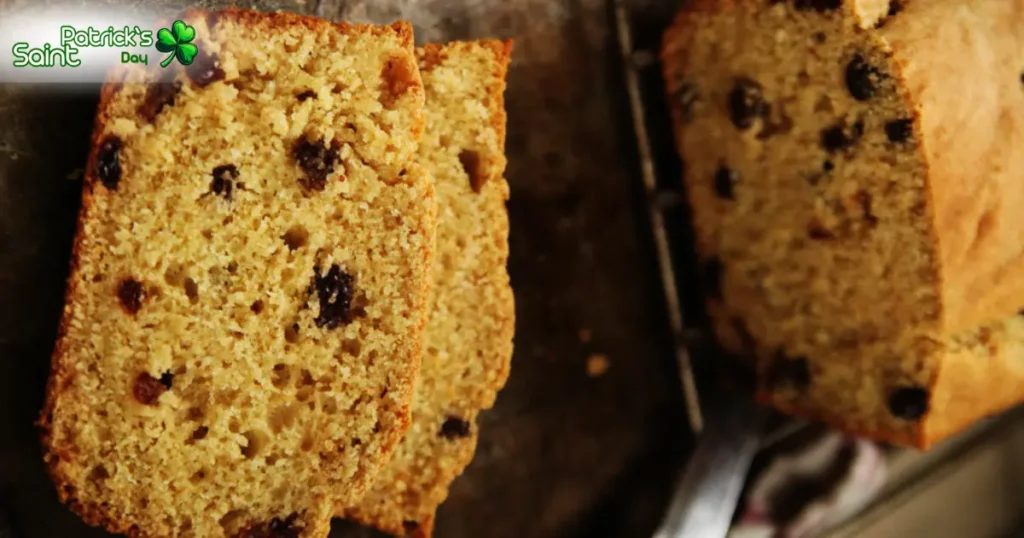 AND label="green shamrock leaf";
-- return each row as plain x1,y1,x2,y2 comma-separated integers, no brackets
172,20,196,44
176,43,199,65
155,29,177,53
156,19,198,68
